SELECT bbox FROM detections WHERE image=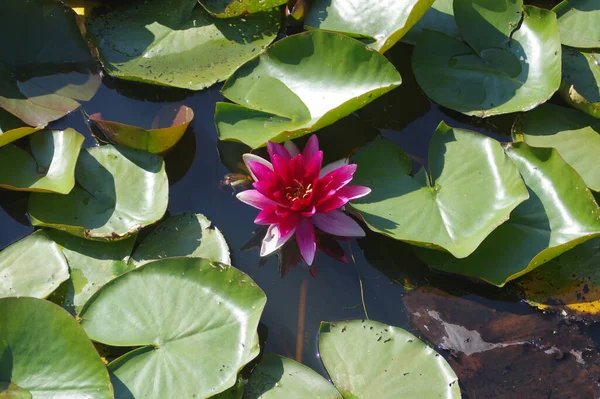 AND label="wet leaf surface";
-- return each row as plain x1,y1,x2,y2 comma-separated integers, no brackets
0,109,40,147
514,103,600,191
89,105,194,154
216,30,401,148
415,143,600,286
305,0,435,53
554,0,600,48
560,46,600,118
130,212,230,267
413,3,561,116
0,129,84,194
80,257,266,399
0,231,69,299
198,0,286,18
45,229,136,314
87,0,280,90
350,124,528,258
0,297,113,399
28,145,168,240
402,0,458,45
319,319,460,398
